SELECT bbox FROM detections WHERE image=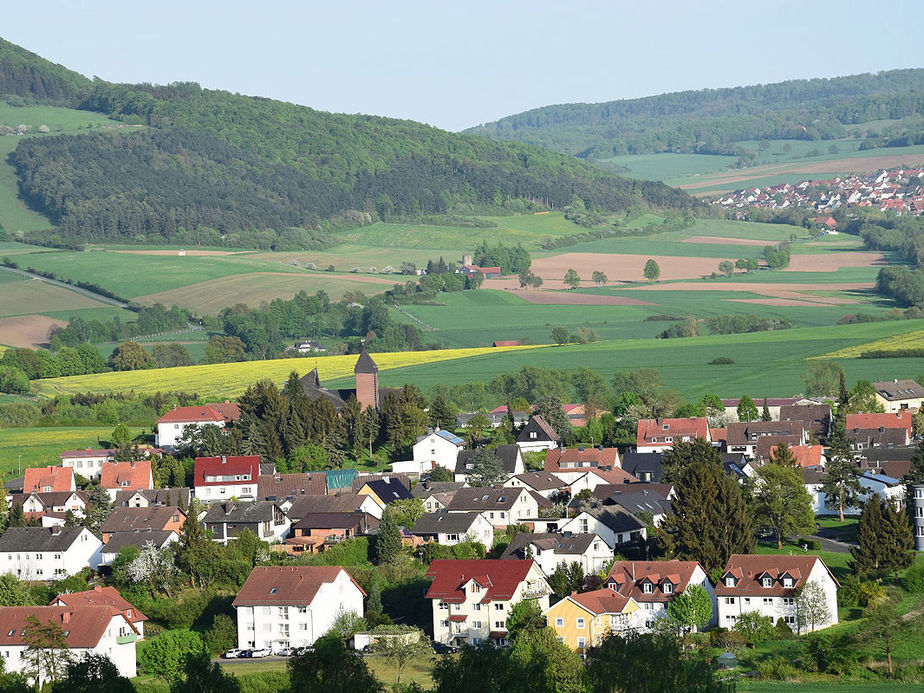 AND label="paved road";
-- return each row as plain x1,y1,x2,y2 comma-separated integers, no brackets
0,264,129,308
